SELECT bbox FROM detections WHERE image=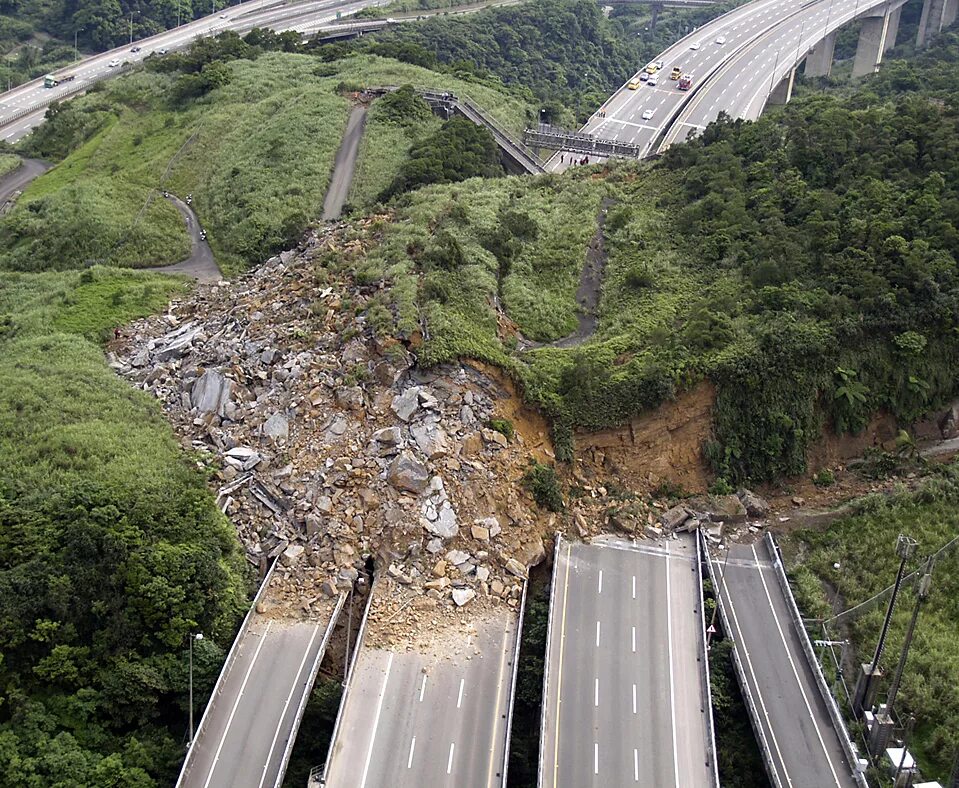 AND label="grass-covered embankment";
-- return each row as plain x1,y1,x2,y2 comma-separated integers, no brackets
0,267,250,785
